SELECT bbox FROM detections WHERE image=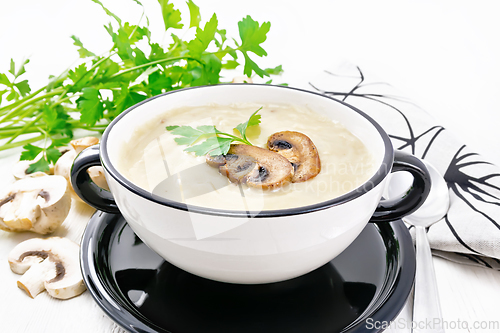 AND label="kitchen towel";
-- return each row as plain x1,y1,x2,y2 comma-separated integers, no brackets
305,62,500,270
